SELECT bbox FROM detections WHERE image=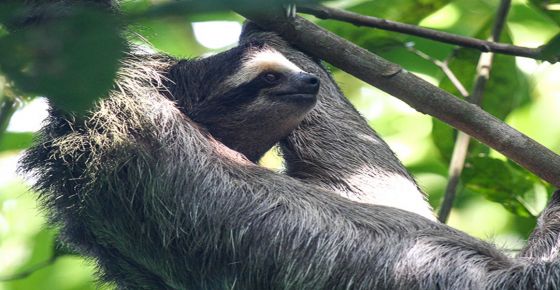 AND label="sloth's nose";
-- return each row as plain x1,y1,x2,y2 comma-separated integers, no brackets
296,72,320,94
